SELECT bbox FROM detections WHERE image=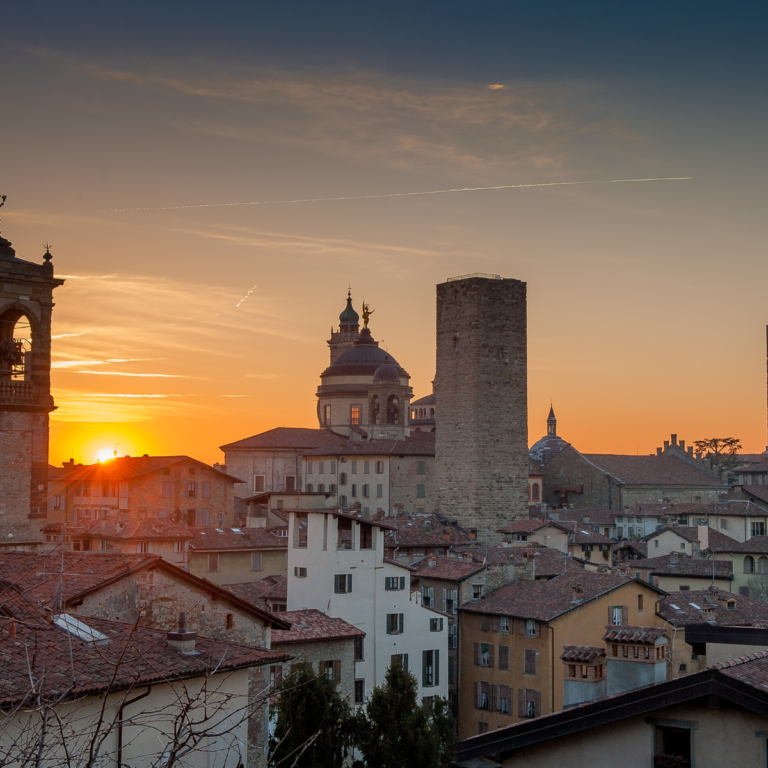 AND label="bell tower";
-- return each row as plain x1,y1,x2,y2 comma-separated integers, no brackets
0,201,65,542
327,290,360,363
